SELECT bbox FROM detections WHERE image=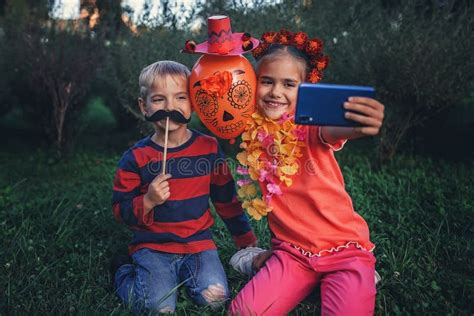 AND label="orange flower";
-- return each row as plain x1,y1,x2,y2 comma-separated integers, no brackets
293,32,308,49
316,55,329,71
262,31,277,44
251,42,268,59
201,71,233,97
306,38,323,56
307,68,322,83
276,30,293,45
